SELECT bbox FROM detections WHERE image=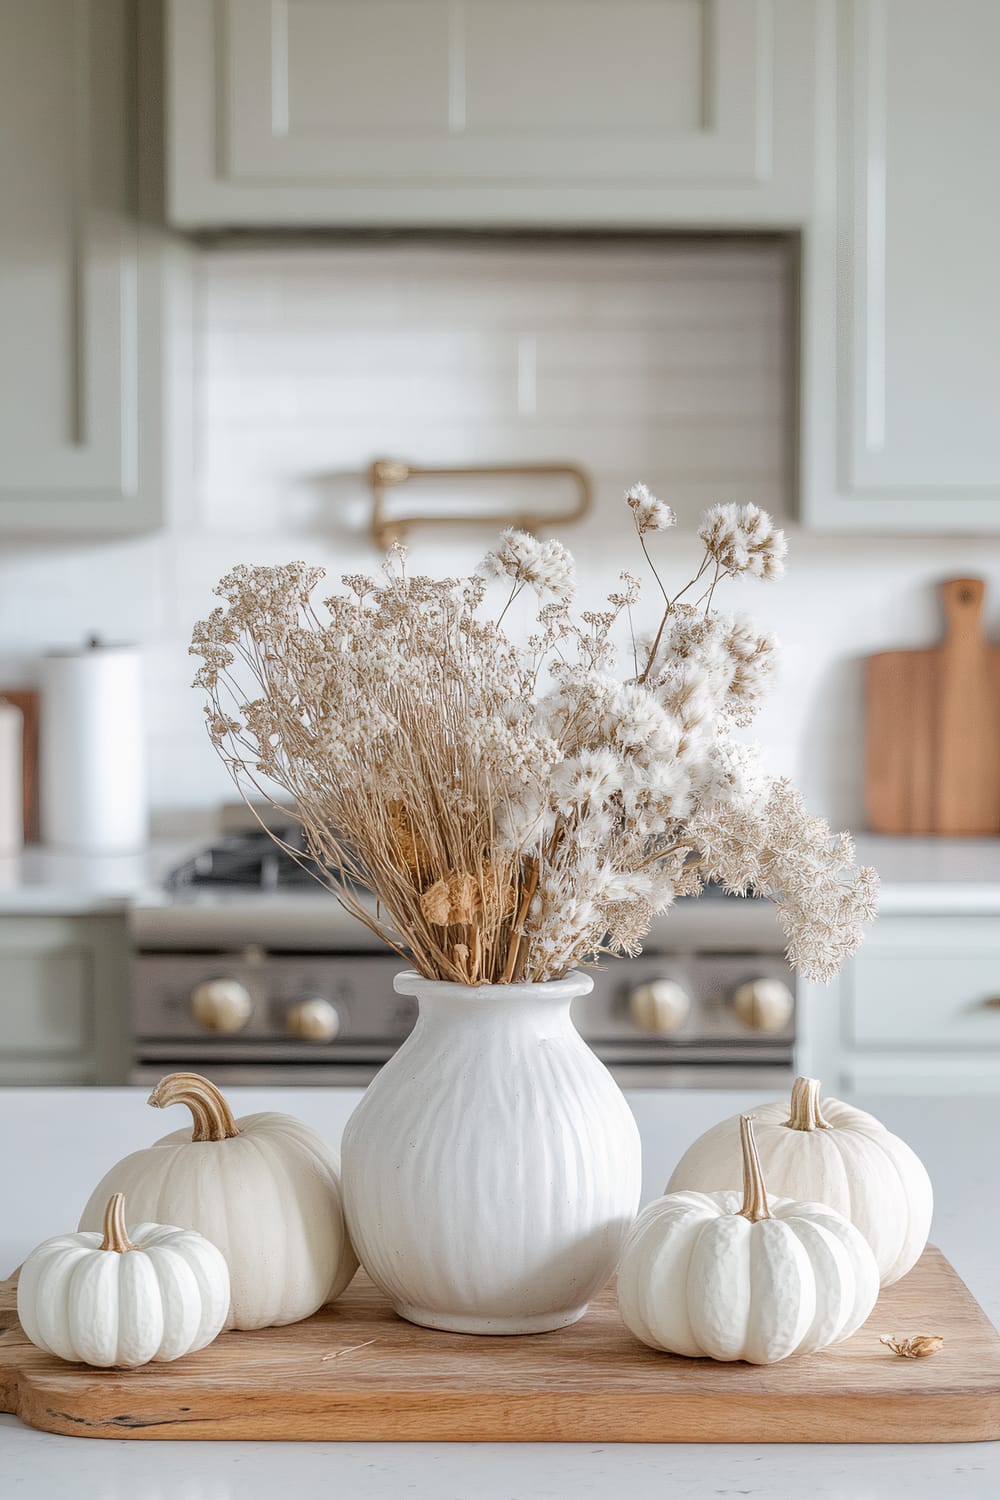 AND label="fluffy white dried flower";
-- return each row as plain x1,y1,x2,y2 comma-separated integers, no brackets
549,748,623,811
699,503,788,580
652,608,777,728
482,528,576,601
626,482,676,534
